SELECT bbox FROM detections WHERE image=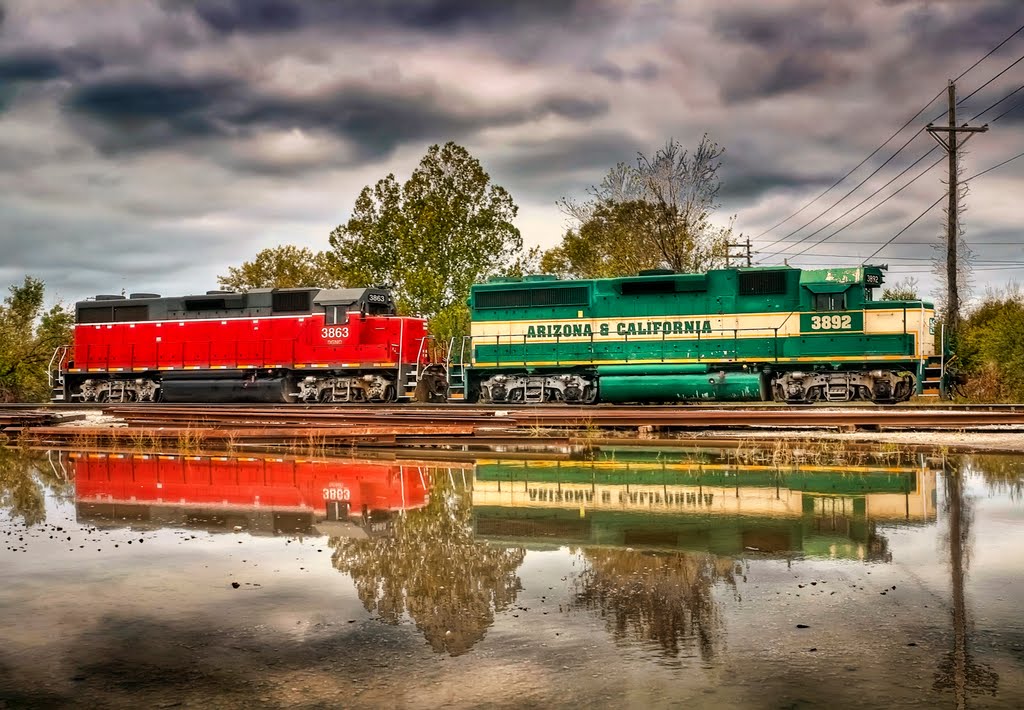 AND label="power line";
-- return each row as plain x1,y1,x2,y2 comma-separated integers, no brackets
762,153,945,263
953,22,1024,82
758,128,929,253
761,147,941,259
992,97,1024,122
814,147,1024,267
968,82,1024,120
771,143,1024,264
753,22,1024,242
750,89,945,241
957,50,1024,106
861,195,945,264
964,148,1024,181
